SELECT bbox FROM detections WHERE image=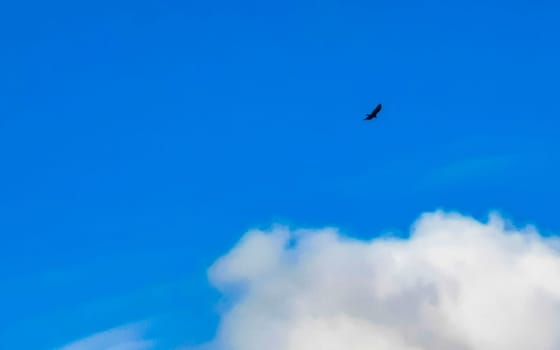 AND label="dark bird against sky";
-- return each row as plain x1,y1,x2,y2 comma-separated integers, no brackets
364,103,382,120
